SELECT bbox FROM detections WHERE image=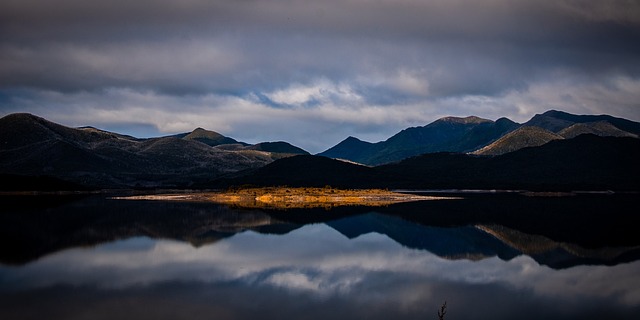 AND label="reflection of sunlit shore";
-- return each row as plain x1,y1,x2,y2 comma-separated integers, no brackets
113,187,459,209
